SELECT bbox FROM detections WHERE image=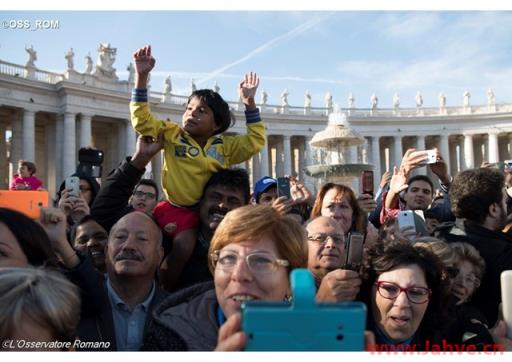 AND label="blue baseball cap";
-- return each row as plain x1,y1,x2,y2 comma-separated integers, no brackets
253,176,277,202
